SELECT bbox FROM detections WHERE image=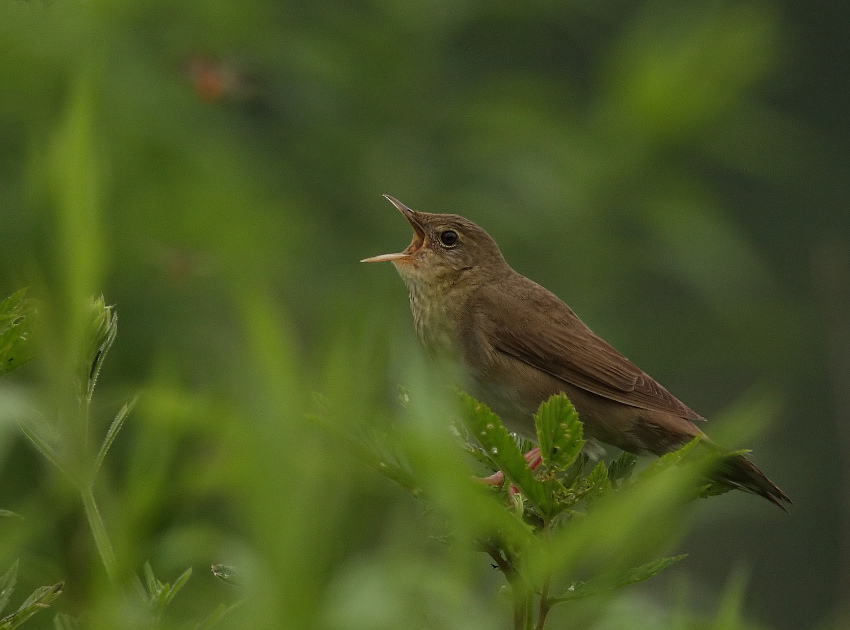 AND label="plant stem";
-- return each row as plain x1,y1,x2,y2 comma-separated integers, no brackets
535,575,551,630
81,486,119,583
535,519,552,630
